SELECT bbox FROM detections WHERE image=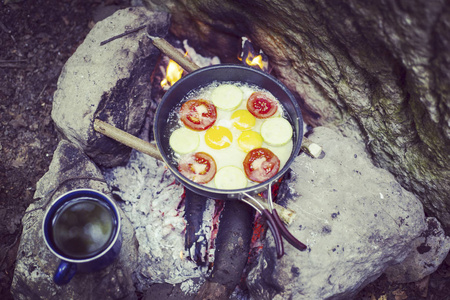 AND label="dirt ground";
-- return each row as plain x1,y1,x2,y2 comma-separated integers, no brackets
0,1,449,299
